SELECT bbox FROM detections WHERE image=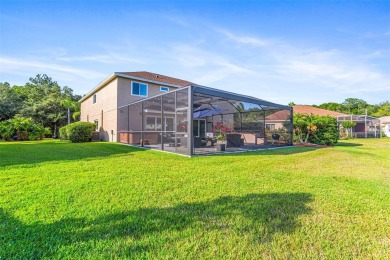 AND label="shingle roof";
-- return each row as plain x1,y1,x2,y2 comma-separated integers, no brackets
117,71,193,87
293,105,348,117
265,110,291,120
